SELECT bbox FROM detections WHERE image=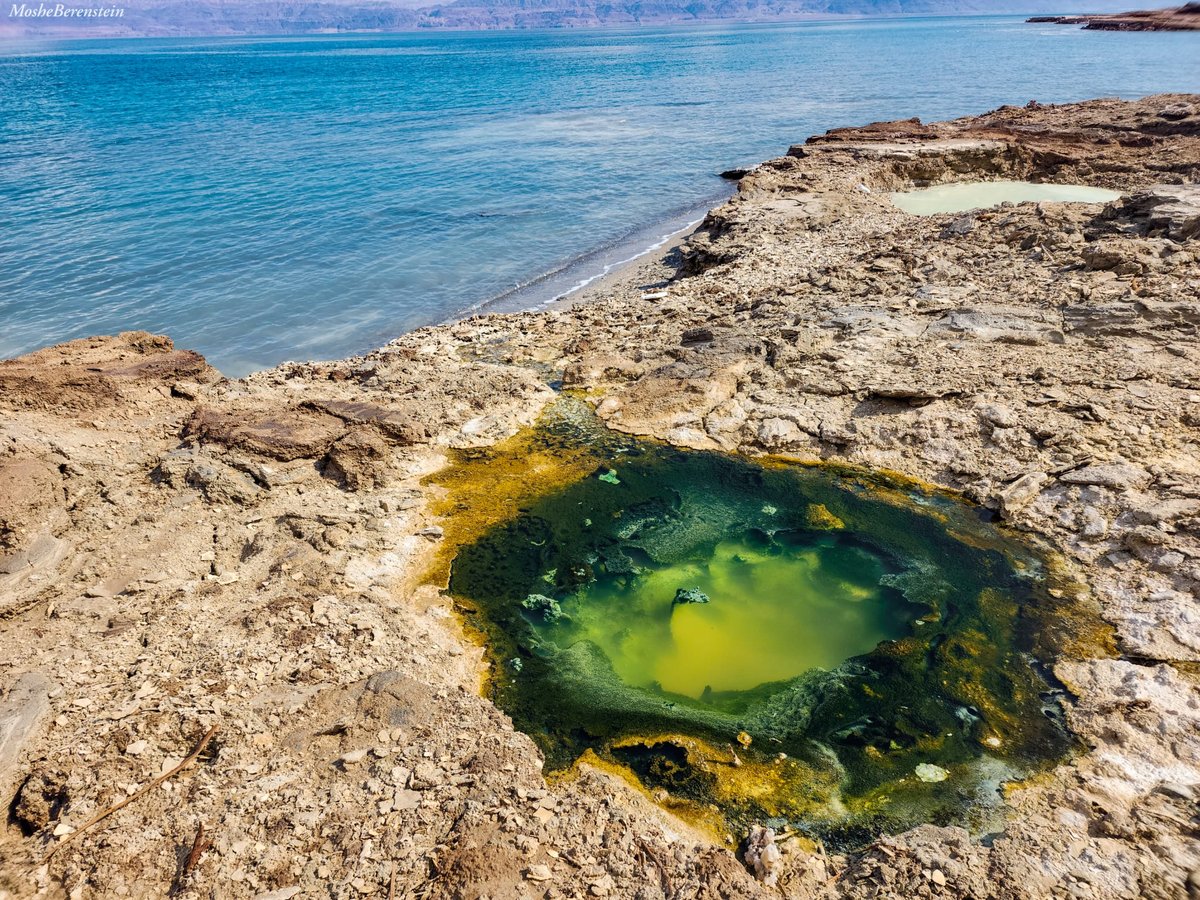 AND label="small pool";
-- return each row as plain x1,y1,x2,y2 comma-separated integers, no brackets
891,180,1122,215
433,398,1103,847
